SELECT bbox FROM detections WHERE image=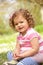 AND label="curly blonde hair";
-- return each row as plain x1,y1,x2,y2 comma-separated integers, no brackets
9,9,35,29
